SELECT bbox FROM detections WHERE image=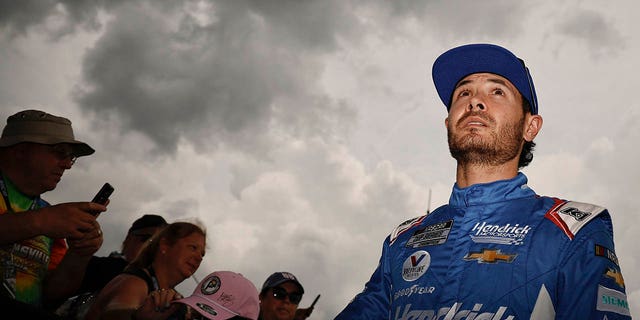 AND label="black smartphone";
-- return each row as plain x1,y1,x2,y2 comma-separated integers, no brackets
91,183,114,206
310,294,320,308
